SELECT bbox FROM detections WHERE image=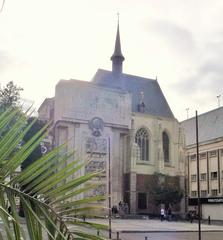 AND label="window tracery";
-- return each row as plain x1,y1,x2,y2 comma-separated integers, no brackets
163,131,170,162
135,128,149,161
